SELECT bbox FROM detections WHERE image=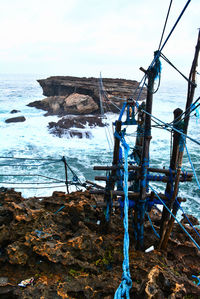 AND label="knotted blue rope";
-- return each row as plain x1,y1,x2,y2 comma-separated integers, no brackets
114,141,132,299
